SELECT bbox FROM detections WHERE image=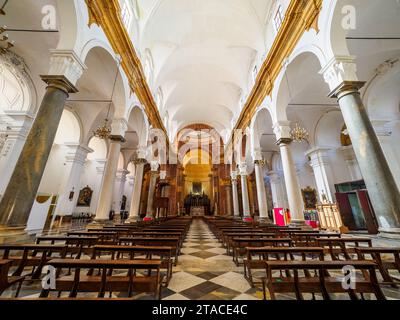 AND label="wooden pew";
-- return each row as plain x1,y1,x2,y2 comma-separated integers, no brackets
290,233,342,247
92,245,174,286
262,260,385,300
231,238,292,266
40,259,163,299
67,231,118,244
0,245,67,279
223,233,276,255
244,247,325,287
0,260,25,297
356,247,400,287
35,236,98,259
118,237,180,265
317,238,372,260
